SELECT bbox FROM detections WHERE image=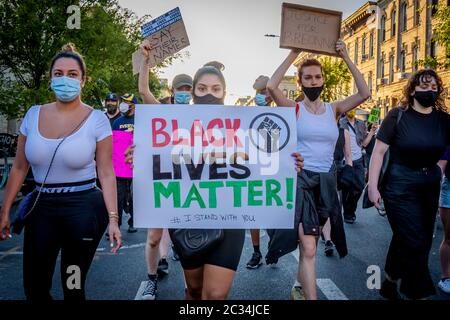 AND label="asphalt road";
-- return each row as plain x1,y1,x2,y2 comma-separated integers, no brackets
1,202,449,300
